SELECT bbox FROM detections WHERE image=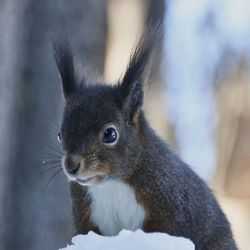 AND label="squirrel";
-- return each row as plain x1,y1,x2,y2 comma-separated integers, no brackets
53,26,238,250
